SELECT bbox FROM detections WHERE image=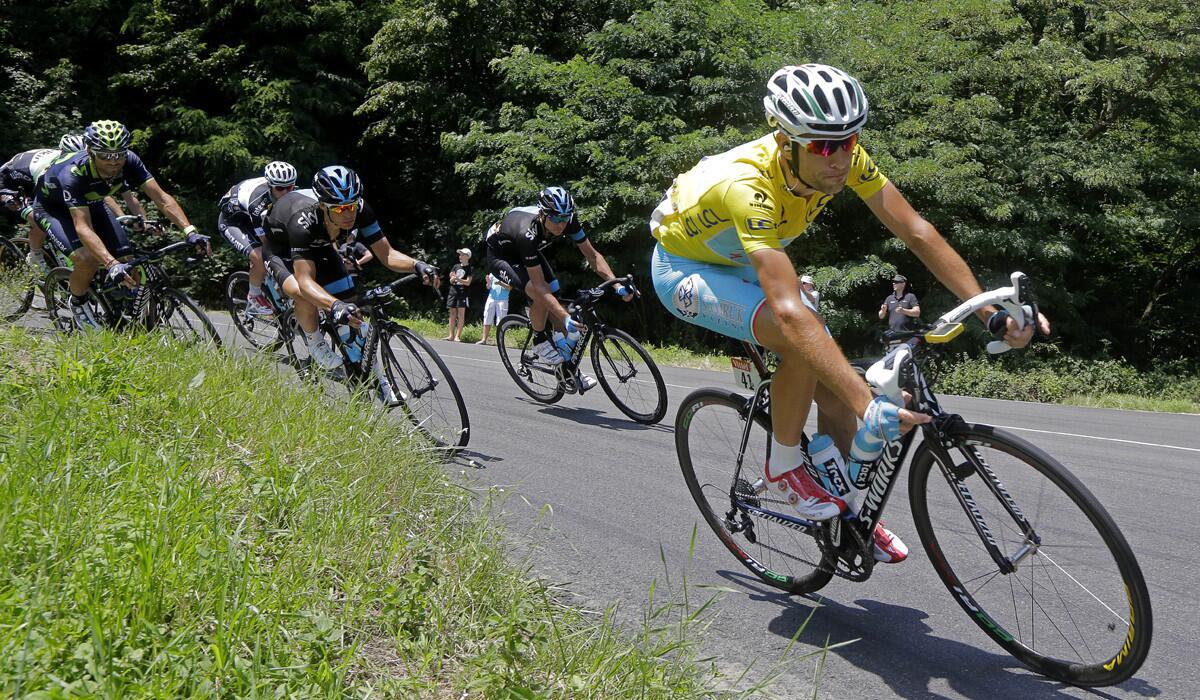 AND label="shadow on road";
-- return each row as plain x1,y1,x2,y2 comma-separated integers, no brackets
711,569,1159,700
512,398,673,433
